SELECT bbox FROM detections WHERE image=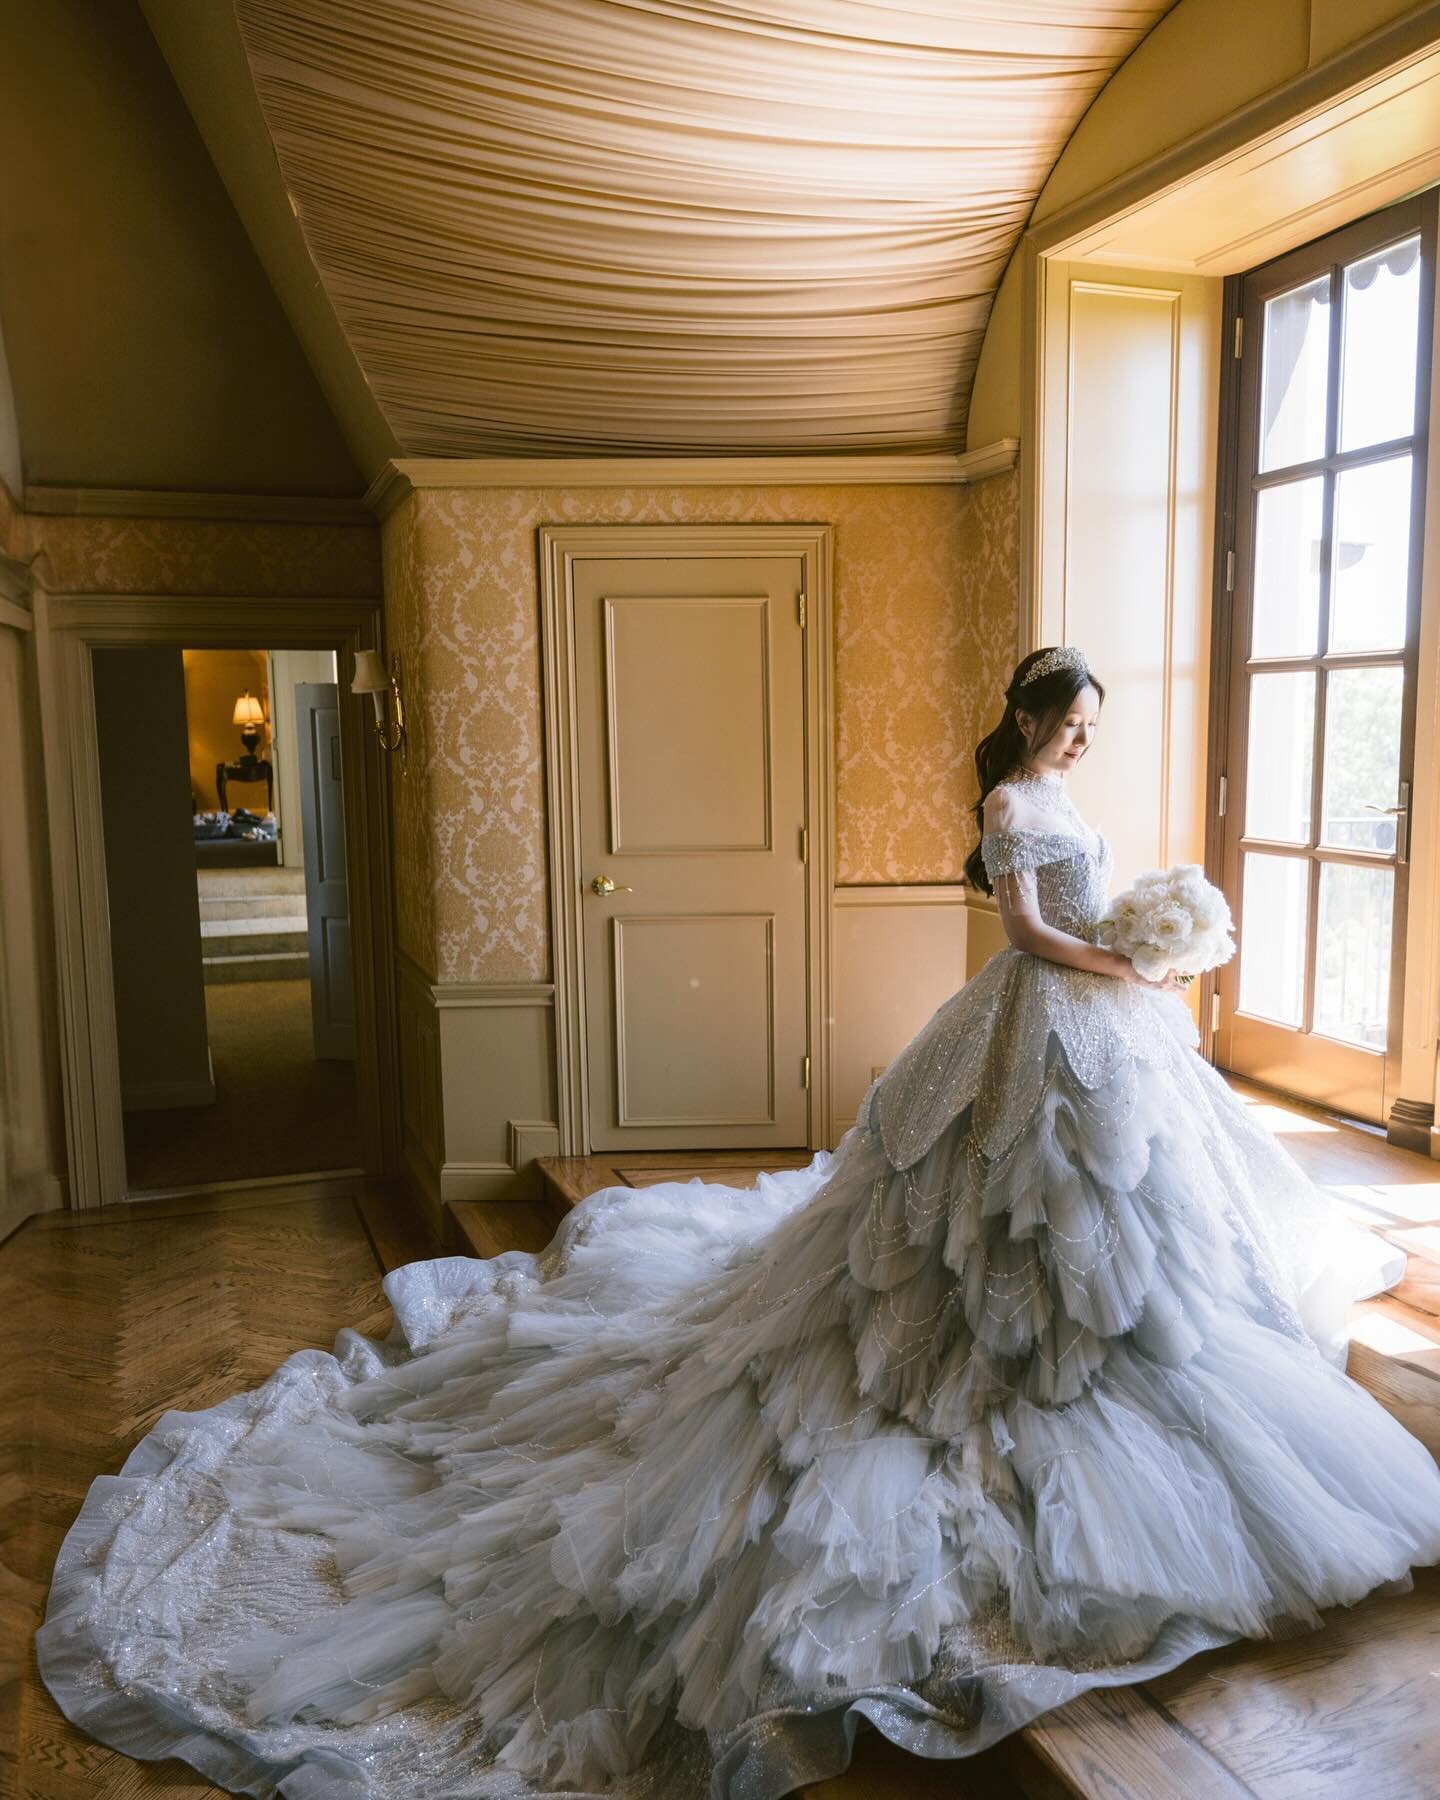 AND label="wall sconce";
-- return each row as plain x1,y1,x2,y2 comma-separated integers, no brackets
351,648,407,765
